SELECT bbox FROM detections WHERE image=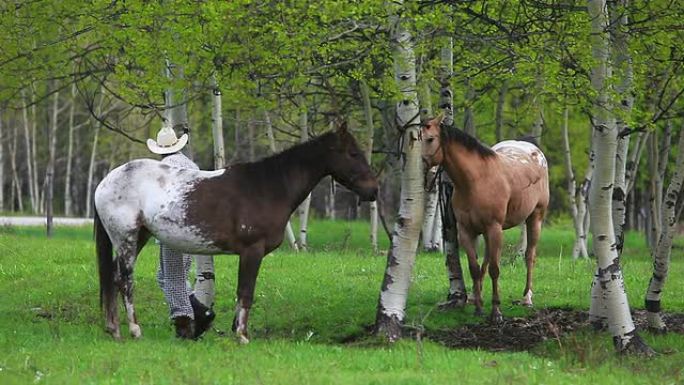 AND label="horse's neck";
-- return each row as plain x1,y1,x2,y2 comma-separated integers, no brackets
272,146,329,211
443,142,494,190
